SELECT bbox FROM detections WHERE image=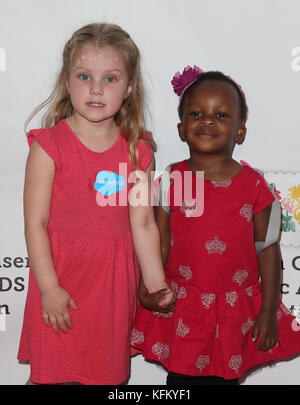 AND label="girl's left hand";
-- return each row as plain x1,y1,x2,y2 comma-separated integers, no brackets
251,310,278,351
